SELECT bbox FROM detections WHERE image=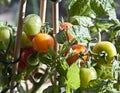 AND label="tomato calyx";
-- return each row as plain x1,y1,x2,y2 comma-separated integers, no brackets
95,51,109,64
